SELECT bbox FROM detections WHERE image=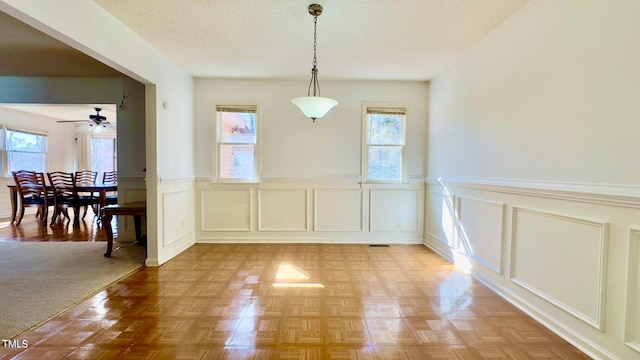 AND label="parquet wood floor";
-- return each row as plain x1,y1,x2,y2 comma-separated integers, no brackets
0,243,590,359
0,208,116,242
